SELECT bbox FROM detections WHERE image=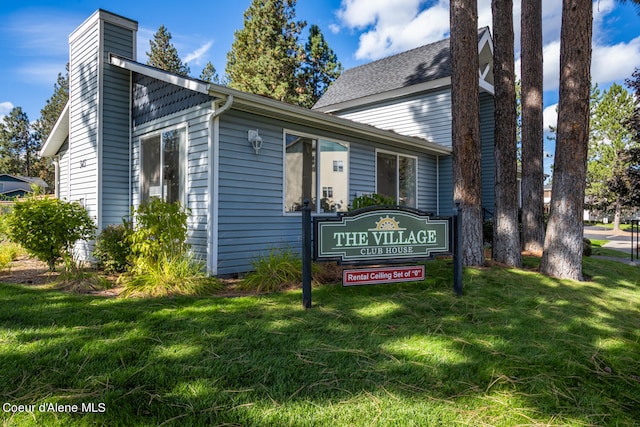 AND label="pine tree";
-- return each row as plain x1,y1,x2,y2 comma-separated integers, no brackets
540,0,593,281
199,61,220,84
146,25,190,76
586,83,636,229
520,0,545,255
298,24,342,108
0,107,39,177
33,66,69,148
491,0,521,267
226,0,305,104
